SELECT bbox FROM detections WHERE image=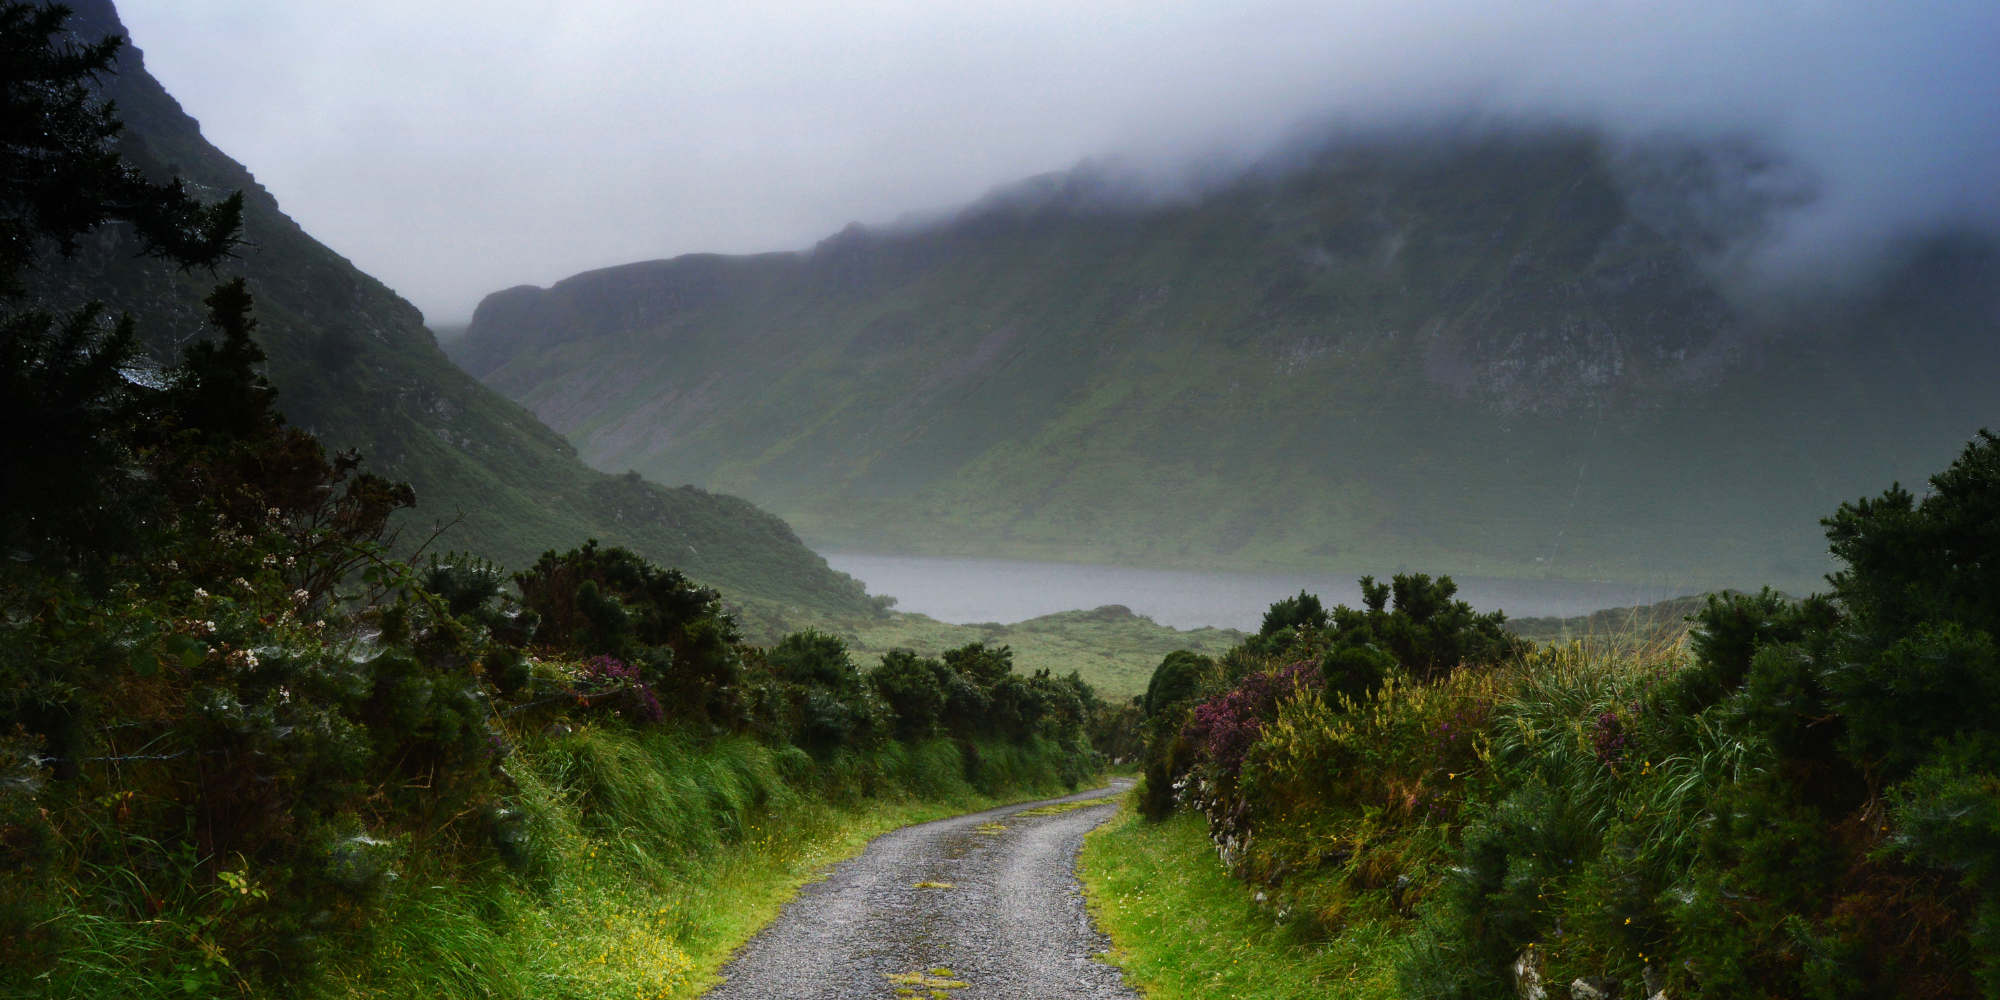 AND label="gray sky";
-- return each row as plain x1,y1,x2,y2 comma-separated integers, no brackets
116,1,2000,325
